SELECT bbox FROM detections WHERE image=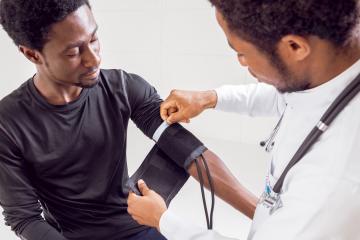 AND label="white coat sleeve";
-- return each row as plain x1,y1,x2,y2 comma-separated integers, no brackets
215,83,286,117
159,210,239,240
